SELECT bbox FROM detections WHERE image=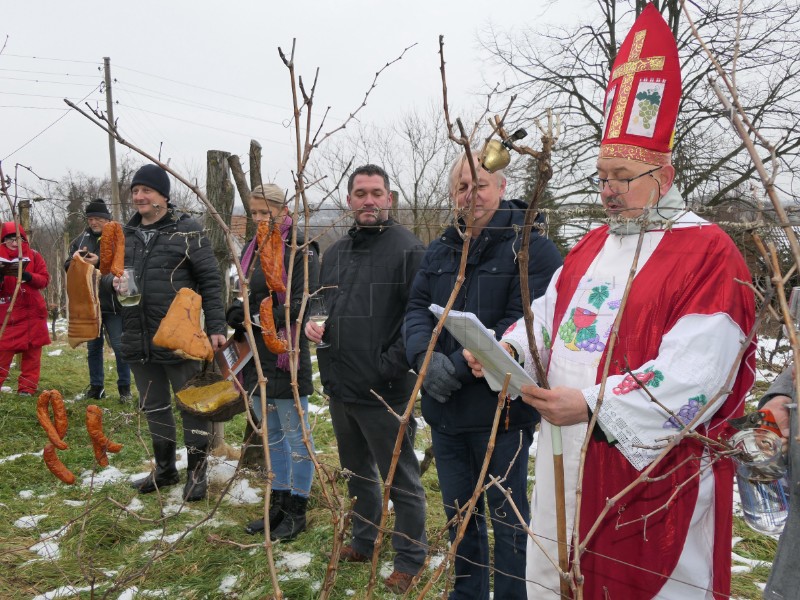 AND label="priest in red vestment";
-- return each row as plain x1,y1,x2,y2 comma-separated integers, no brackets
465,3,756,598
